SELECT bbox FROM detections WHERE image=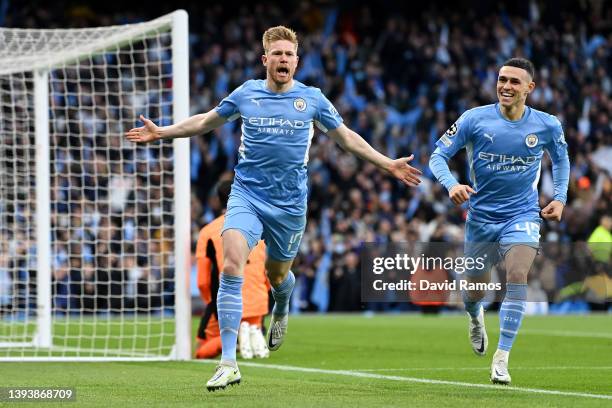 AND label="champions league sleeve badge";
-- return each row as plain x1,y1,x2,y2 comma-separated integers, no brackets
445,122,458,137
